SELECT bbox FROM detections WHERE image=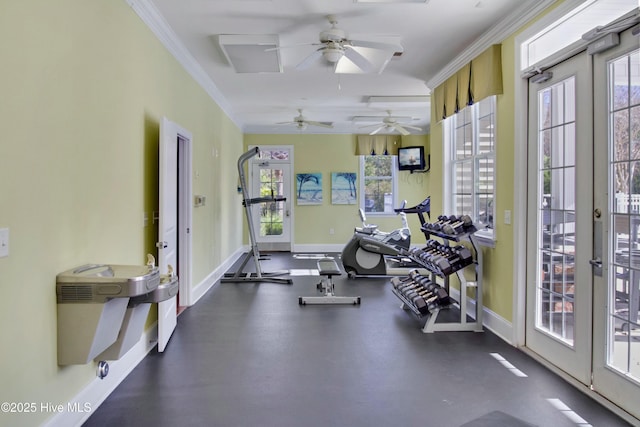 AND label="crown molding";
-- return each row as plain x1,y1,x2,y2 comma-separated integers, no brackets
426,0,557,90
125,0,242,129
